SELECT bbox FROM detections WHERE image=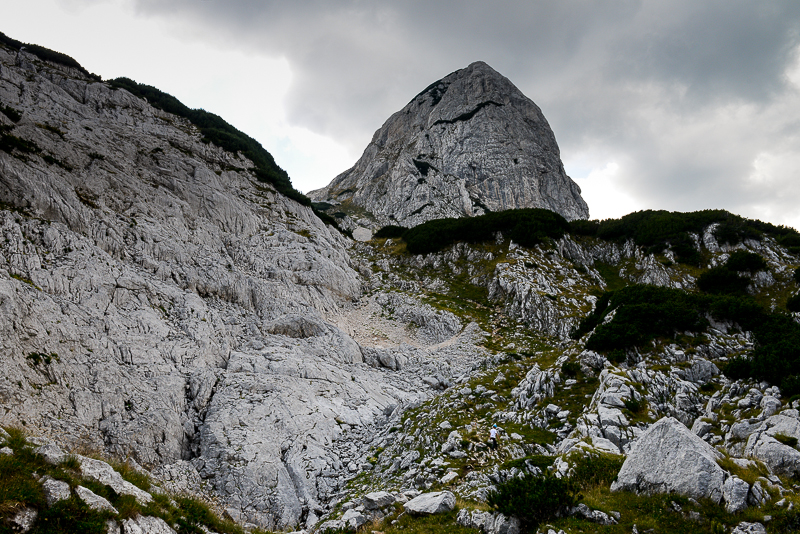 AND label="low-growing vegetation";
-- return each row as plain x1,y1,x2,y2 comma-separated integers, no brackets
382,208,569,254
487,472,580,533
107,77,307,207
0,103,21,123
0,31,101,81
570,209,800,262
0,427,266,534
573,284,800,395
